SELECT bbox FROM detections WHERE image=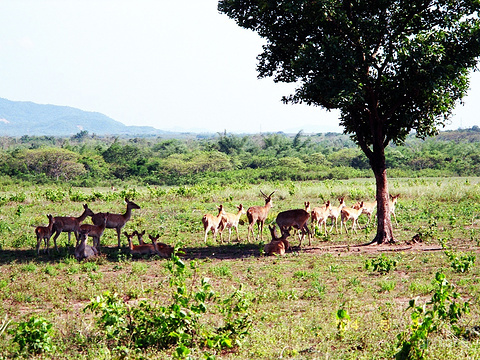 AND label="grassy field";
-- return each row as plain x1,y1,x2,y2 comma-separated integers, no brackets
0,177,480,359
